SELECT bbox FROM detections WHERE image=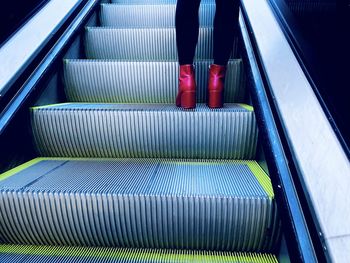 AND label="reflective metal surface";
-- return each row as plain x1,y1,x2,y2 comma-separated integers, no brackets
0,244,279,263
0,158,277,251
64,60,244,103
31,103,257,159
240,0,350,262
100,3,215,28
0,0,81,96
239,11,316,262
85,27,237,60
